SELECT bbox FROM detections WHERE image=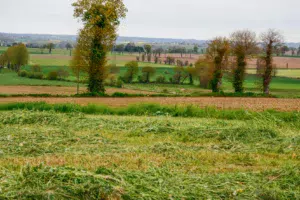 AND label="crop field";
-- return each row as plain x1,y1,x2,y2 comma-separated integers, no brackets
0,103,299,199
